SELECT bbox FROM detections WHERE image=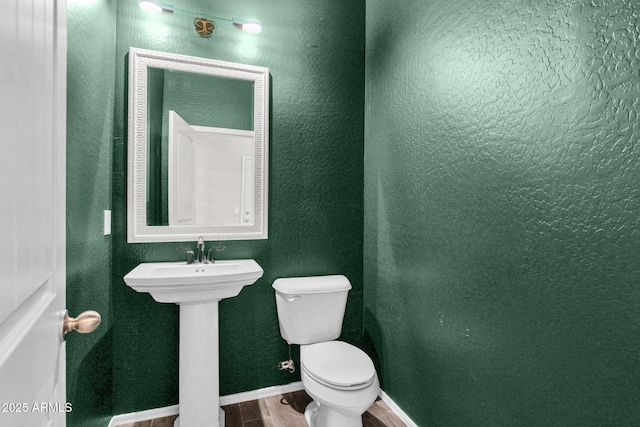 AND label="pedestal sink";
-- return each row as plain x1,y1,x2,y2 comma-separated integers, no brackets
123,259,264,427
